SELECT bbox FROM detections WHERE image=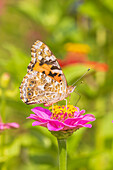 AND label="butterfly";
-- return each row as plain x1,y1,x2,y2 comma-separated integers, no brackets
19,40,75,106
